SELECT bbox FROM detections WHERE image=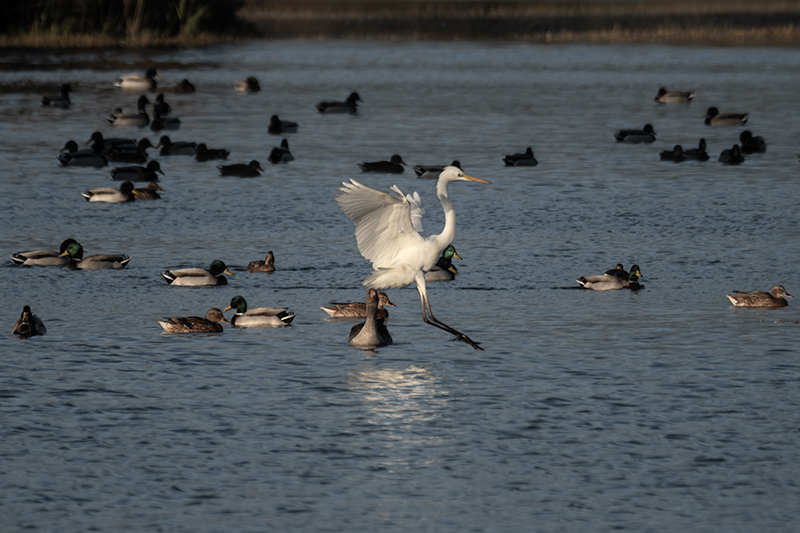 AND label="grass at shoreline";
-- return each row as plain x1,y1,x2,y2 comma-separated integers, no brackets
2,1,800,48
